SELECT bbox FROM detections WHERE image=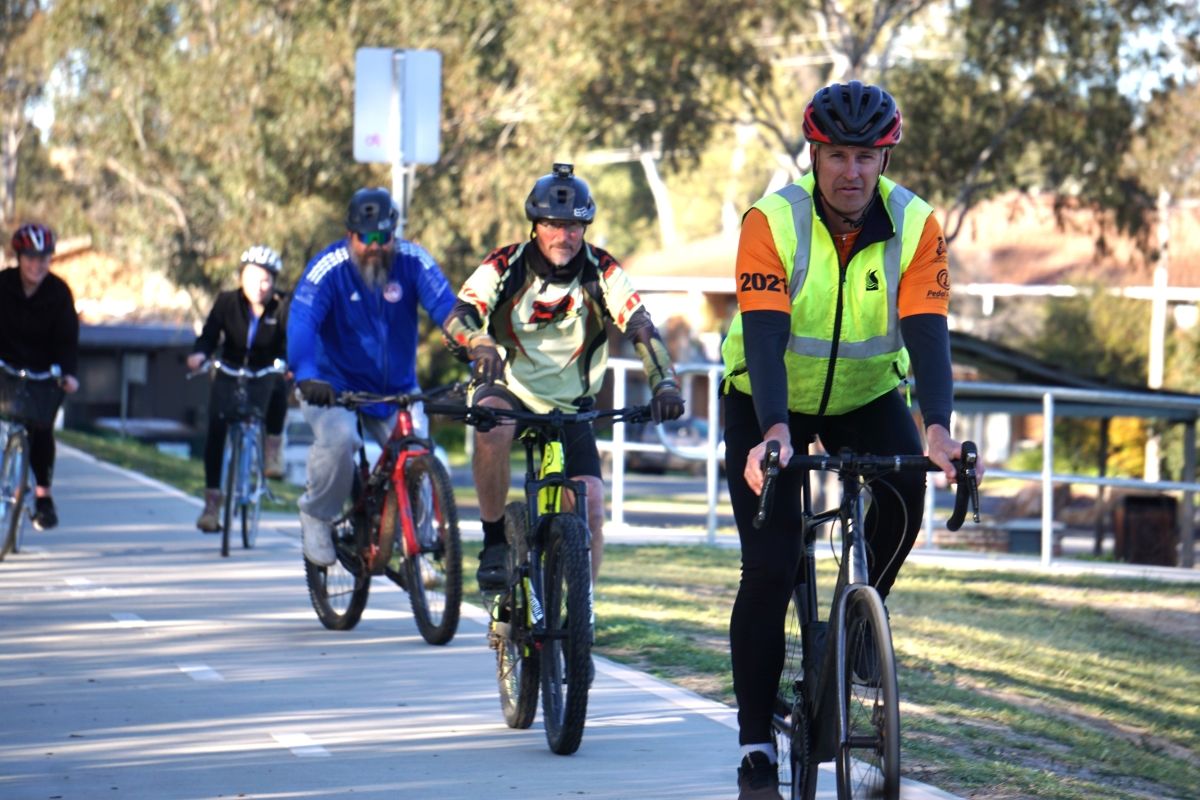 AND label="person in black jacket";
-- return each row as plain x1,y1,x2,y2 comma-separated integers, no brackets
186,245,288,532
0,223,80,531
